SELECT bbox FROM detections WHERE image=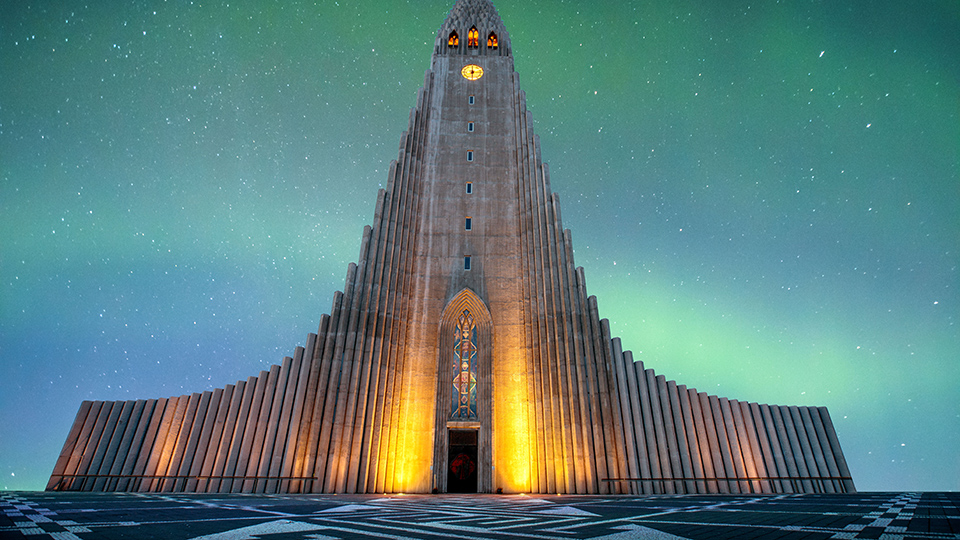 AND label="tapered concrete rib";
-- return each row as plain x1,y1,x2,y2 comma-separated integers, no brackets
280,343,313,493
646,370,673,494
66,401,103,491
221,377,256,492
799,406,833,493
622,351,651,493
255,359,291,493
721,398,751,493
777,405,812,492
175,392,211,492
636,363,661,494
668,381,695,494
312,269,355,492
297,300,344,493
196,387,230,493
789,406,823,492
677,386,706,493
758,403,791,493
731,400,763,493
807,406,842,493
47,401,94,490
611,338,640,494
819,407,855,493
92,400,135,491
558,229,587,493
698,393,727,493
210,381,244,493
131,398,167,492
745,402,777,493
160,394,194,492
688,389,718,494
242,365,278,493
77,401,116,491
657,376,683,494
708,396,737,493
114,400,151,491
